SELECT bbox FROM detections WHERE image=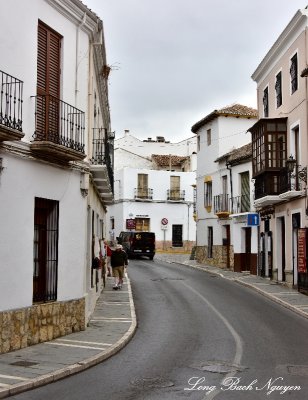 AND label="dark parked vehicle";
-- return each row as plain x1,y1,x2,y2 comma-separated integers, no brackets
117,231,155,260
